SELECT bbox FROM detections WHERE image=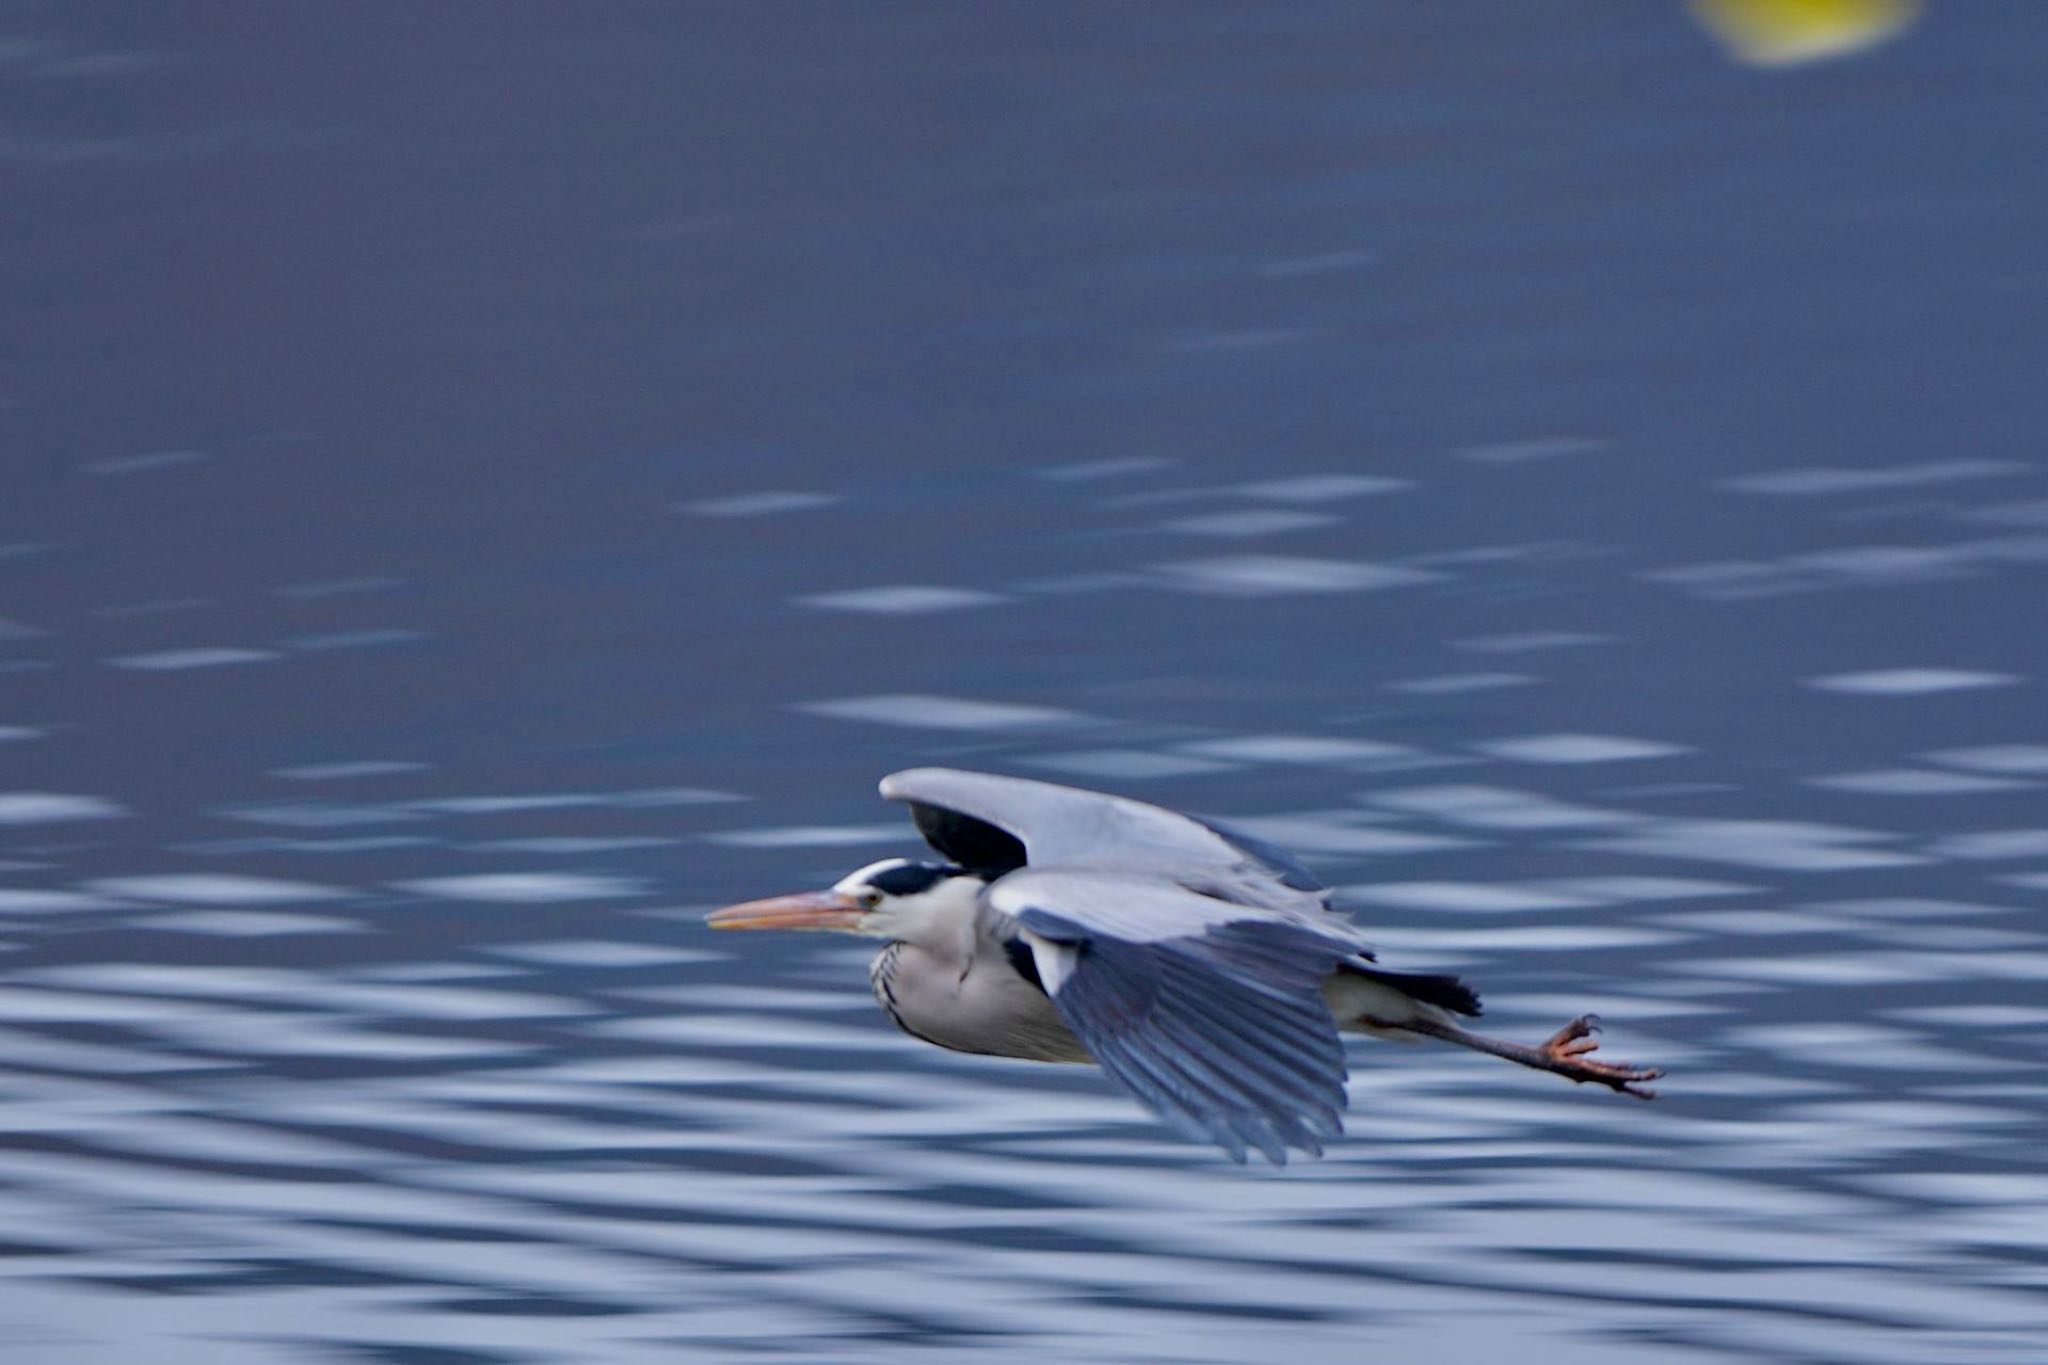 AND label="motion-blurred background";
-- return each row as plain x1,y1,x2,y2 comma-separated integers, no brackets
4,3,2045,1361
